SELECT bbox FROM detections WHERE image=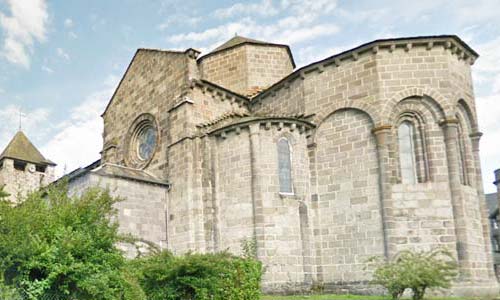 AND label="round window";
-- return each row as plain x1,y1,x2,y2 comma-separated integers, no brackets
137,126,157,161
126,114,158,169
